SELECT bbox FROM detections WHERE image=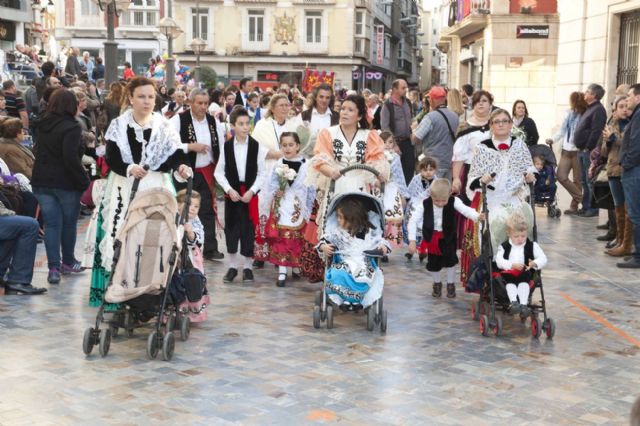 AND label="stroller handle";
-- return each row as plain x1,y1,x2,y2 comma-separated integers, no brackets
329,164,384,193
129,165,150,203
